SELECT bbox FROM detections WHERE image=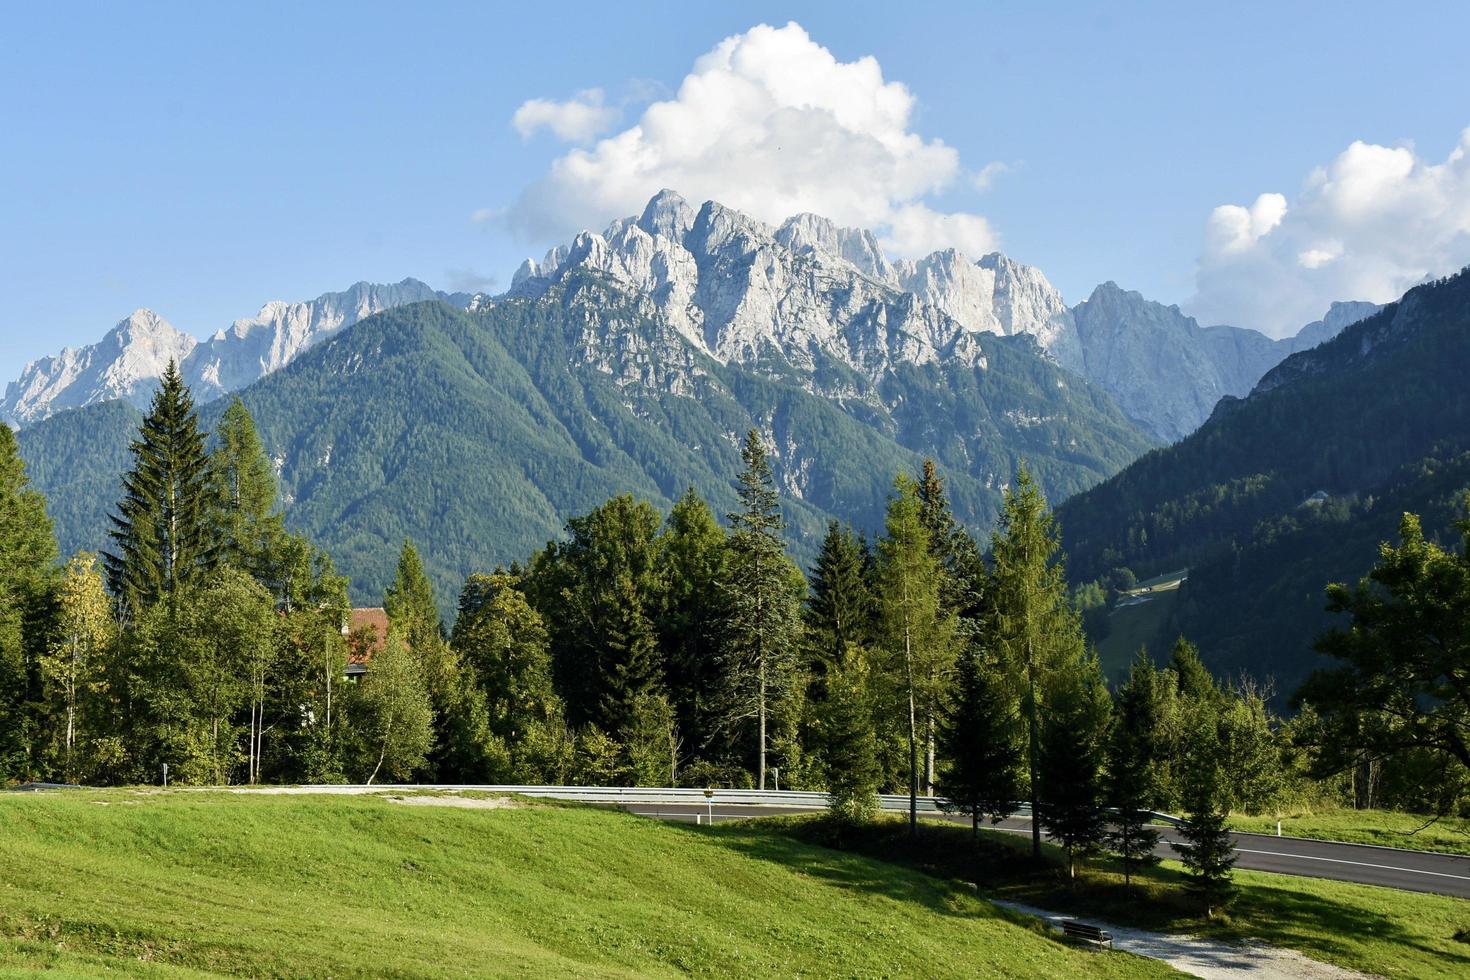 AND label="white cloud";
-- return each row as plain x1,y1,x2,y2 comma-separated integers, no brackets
1191,129,1470,335
495,22,999,258
512,88,619,143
